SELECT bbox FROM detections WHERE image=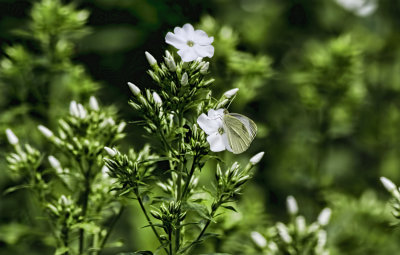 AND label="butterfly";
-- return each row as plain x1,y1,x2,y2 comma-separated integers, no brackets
222,110,257,154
